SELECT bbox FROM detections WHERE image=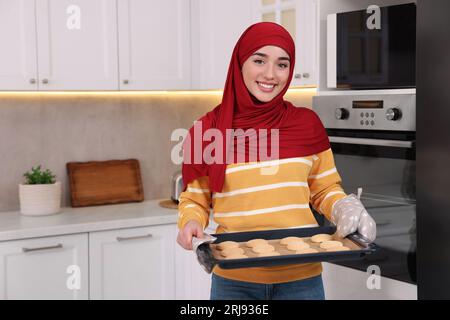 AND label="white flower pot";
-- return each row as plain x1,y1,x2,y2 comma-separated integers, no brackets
19,181,62,216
